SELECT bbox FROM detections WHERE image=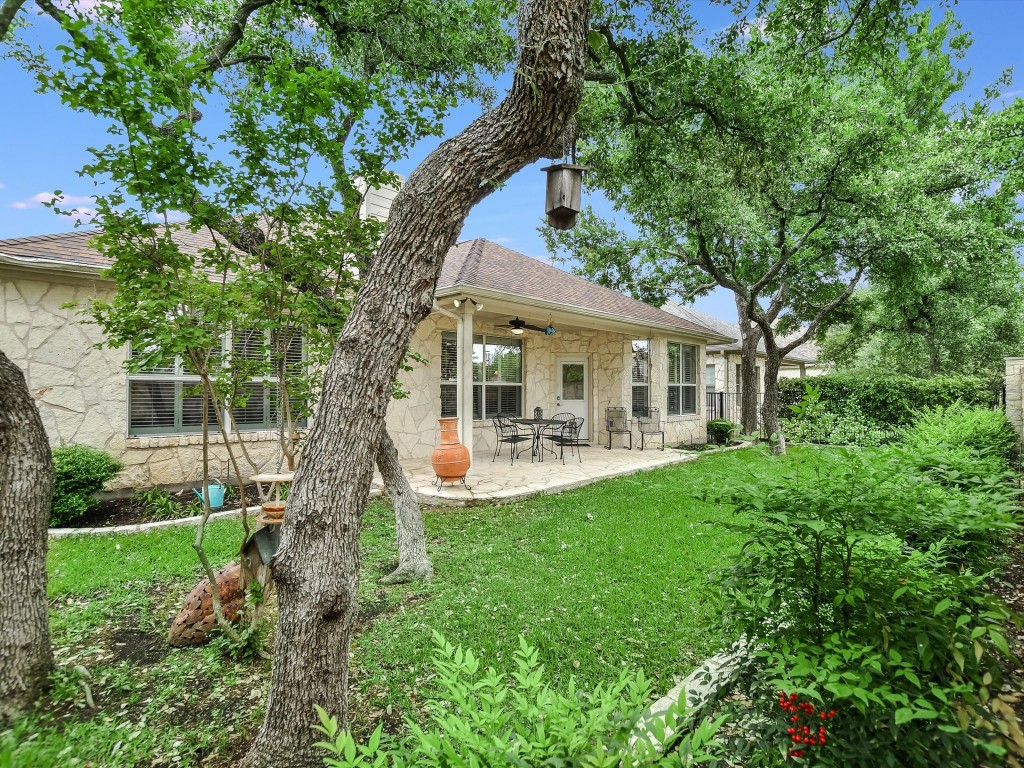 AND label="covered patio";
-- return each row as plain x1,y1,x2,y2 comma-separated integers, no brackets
373,445,701,506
